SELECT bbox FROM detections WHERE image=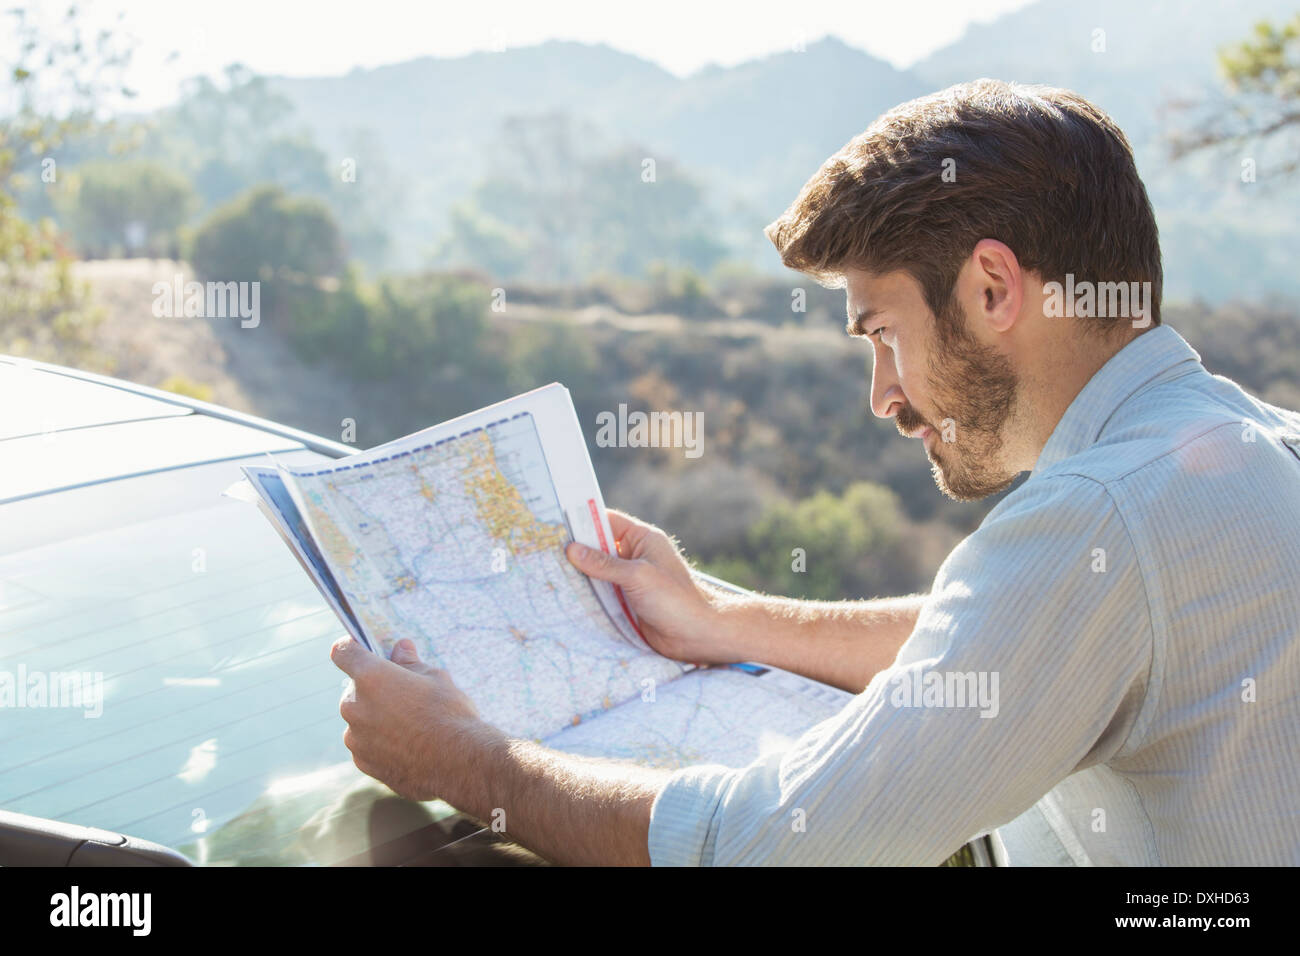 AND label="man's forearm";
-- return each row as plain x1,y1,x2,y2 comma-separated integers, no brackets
433,589,927,863
706,587,927,694
446,720,674,866
419,590,926,865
